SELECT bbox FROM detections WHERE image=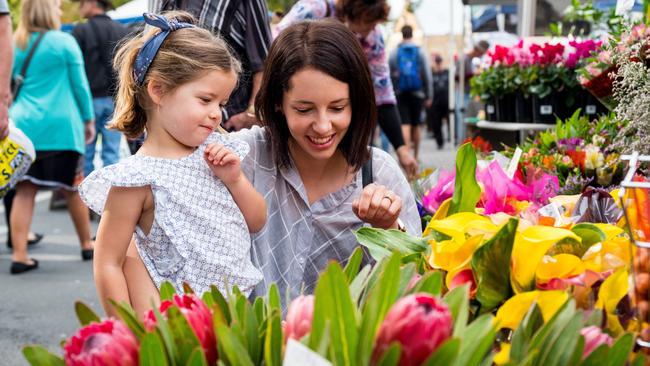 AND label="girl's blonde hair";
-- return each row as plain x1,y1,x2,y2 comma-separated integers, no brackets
14,0,61,49
111,11,241,138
